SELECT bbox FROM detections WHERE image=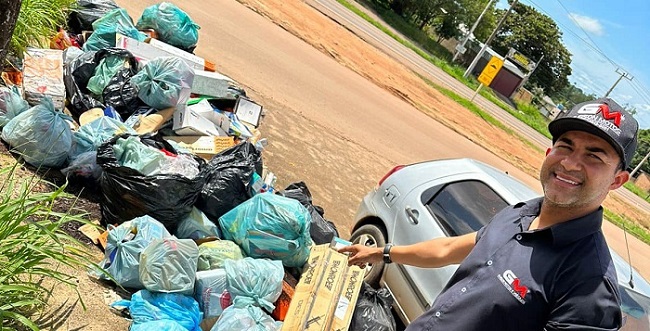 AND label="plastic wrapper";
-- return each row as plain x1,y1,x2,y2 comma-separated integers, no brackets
67,0,120,33
139,238,199,295
97,133,205,228
196,142,263,222
93,216,170,288
1,99,72,168
70,116,135,159
279,181,340,245
23,48,65,110
219,194,313,268
175,207,221,241
112,290,202,331
194,269,230,318
61,151,102,180
224,258,284,312
350,283,397,331
150,153,200,178
83,8,146,52
197,240,244,271
0,86,30,127
130,320,187,331
136,2,200,51
210,305,282,331
102,65,144,118
131,56,194,109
